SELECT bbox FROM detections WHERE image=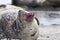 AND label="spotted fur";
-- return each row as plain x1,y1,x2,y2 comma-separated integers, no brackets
0,5,39,40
